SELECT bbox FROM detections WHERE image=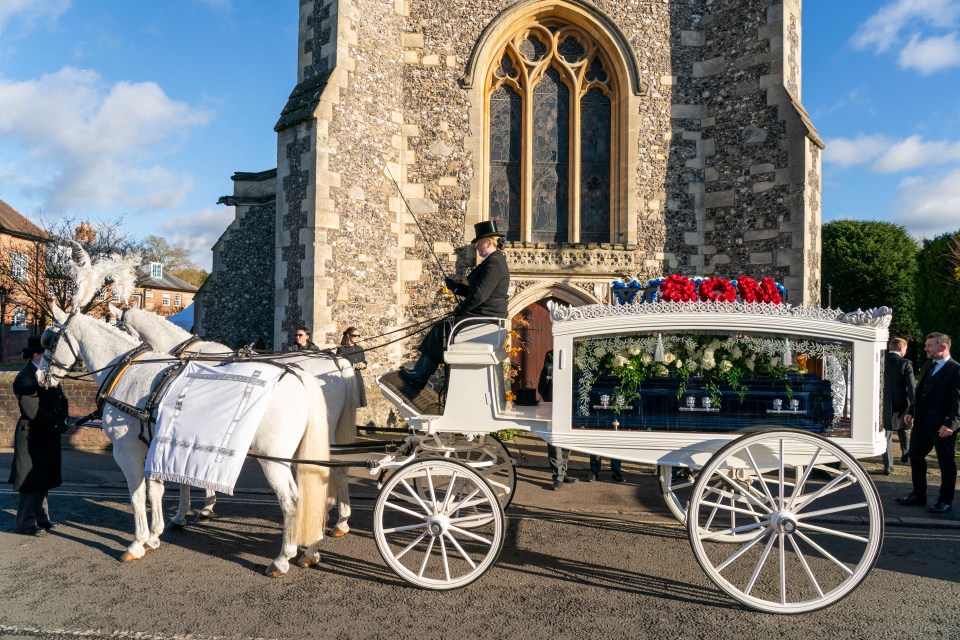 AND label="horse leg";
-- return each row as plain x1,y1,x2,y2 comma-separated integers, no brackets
169,484,192,529
112,450,152,562
331,468,351,537
258,460,300,577
195,489,217,521
145,478,165,549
